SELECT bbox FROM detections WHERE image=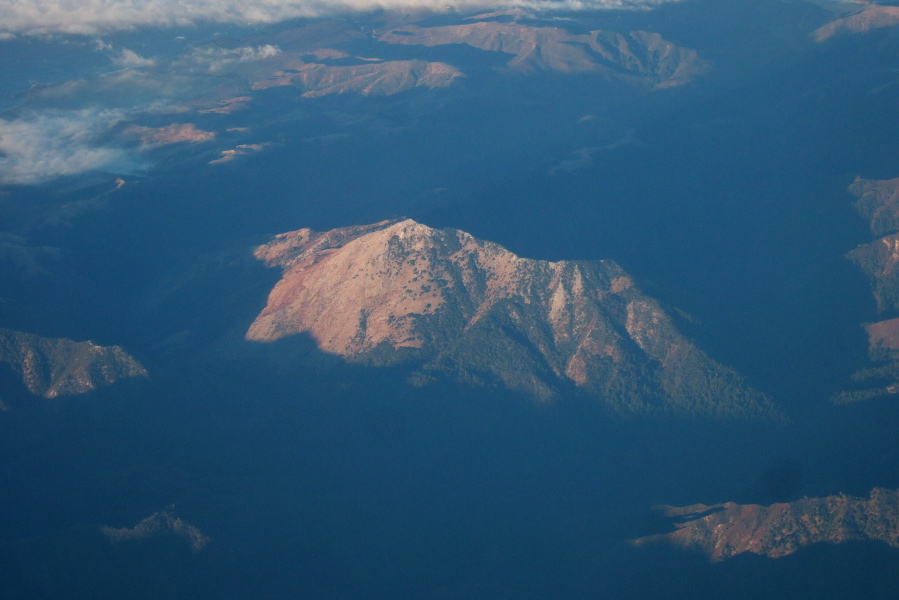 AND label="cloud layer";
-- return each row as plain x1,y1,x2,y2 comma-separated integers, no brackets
0,109,144,184
1,0,677,37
